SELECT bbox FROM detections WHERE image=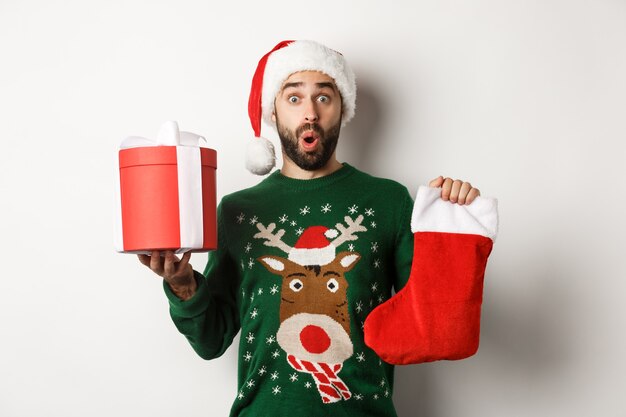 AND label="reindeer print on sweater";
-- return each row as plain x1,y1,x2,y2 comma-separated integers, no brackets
165,165,415,416
256,217,366,403
230,194,404,409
